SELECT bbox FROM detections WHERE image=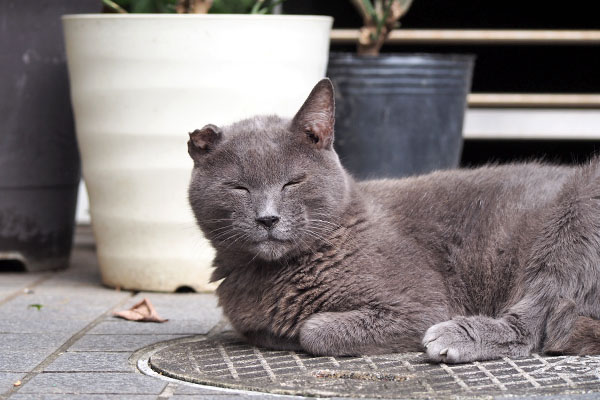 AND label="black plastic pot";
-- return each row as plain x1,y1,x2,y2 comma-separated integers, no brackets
328,53,475,179
0,0,100,271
